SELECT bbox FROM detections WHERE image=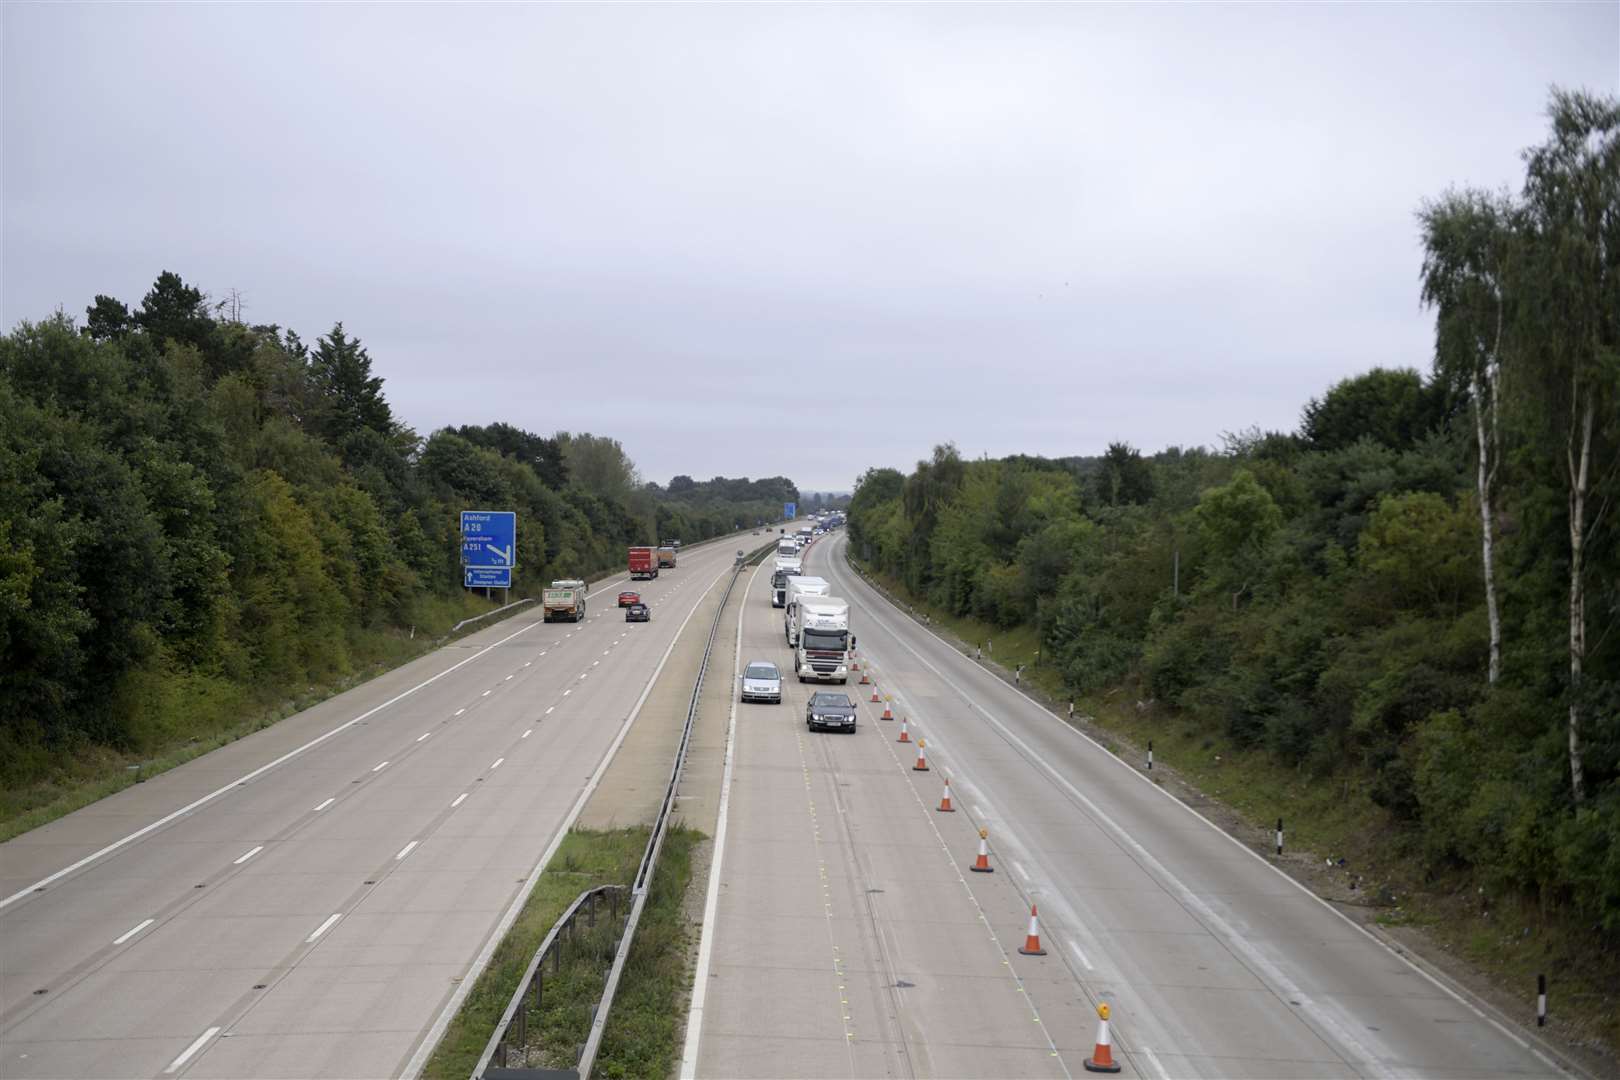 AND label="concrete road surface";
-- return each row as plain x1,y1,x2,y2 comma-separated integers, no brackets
0,536,749,1080
684,532,1566,1080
